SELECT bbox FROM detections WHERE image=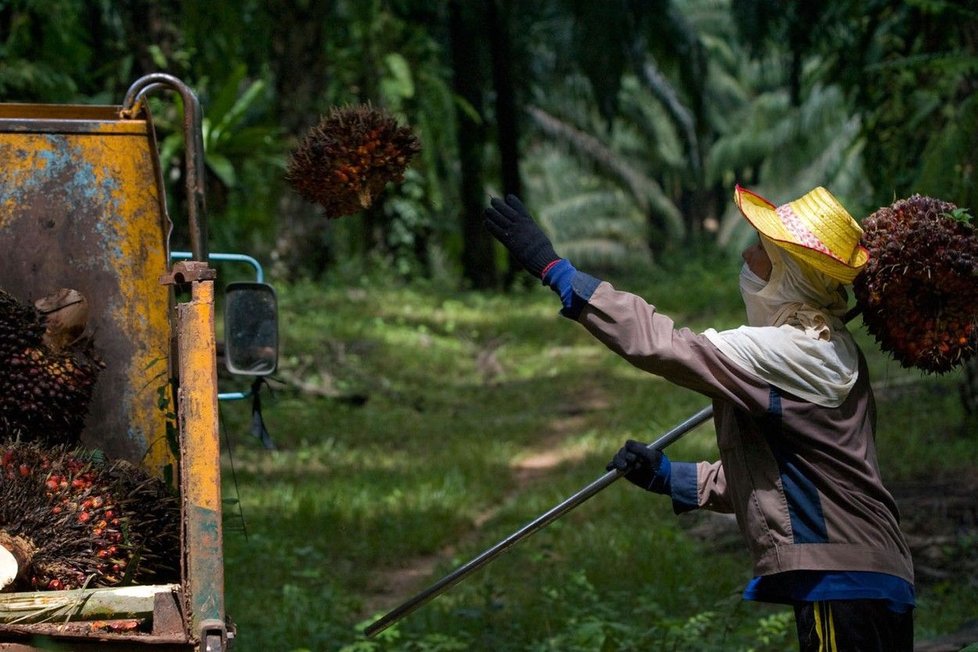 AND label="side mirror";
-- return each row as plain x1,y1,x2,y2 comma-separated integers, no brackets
224,282,278,375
